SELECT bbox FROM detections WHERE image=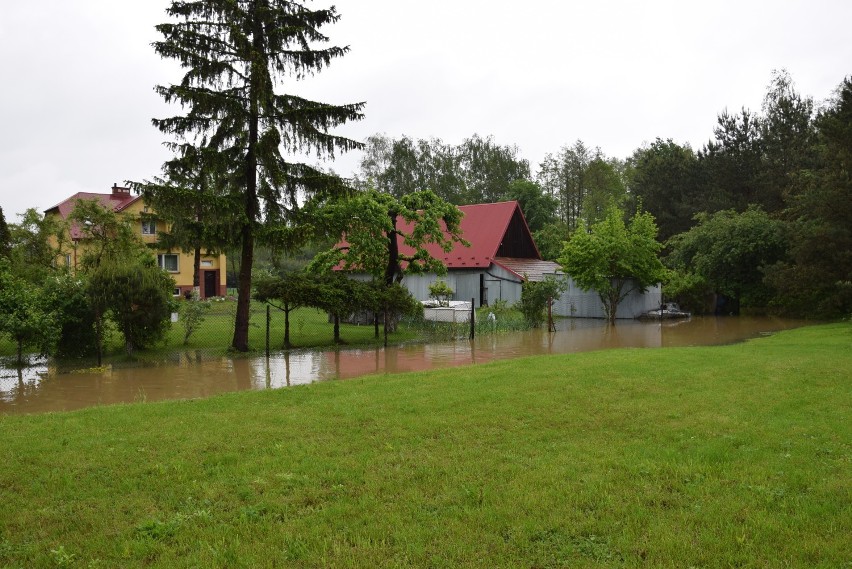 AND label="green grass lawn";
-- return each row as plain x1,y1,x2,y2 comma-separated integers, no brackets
1,323,850,567
0,301,420,363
